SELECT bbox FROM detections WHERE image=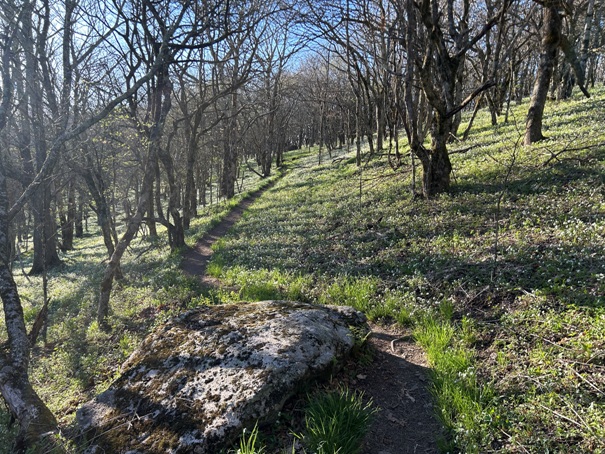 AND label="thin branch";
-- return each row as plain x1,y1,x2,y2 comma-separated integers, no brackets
542,141,605,166
449,144,479,155
445,81,496,119
7,3,191,222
